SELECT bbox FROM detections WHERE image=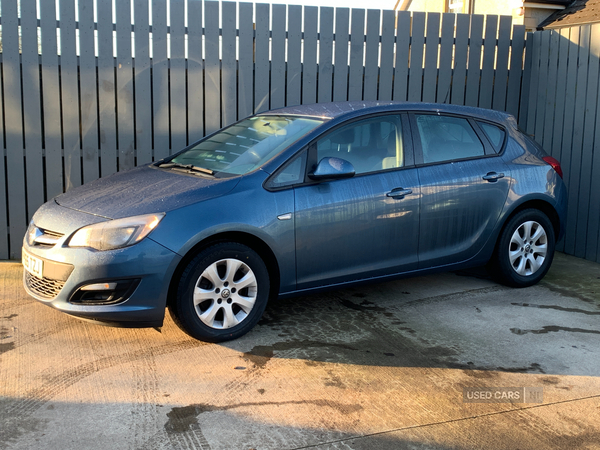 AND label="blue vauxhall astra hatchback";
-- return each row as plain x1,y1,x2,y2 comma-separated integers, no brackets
22,102,567,342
